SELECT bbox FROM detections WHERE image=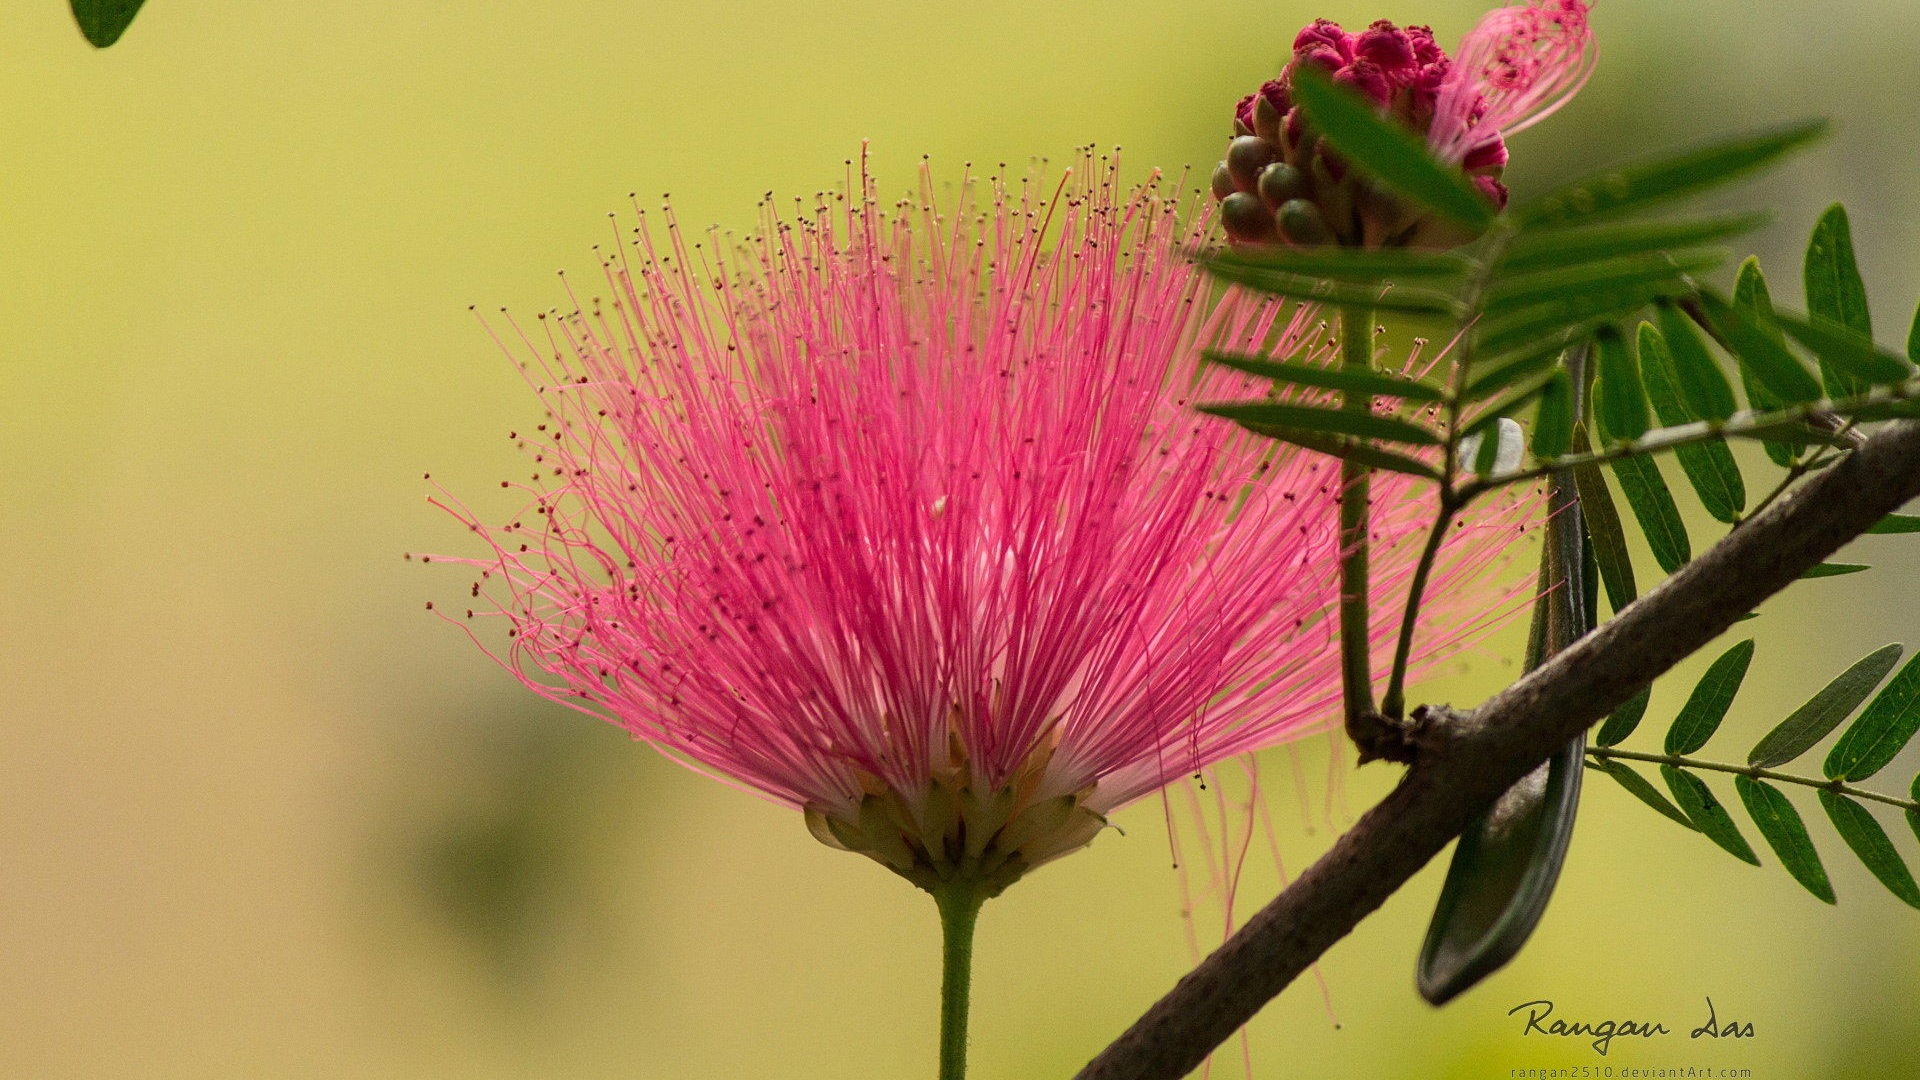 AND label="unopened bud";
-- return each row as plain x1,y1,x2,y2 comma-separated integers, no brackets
1257,162,1308,208
1221,192,1279,244
1210,161,1237,201
1293,18,1352,59
1334,58,1392,105
1278,199,1334,247
1225,135,1278,192
1296,42,1346,73
1354,20,1417,74
1463,139,1509,172
1406,24,1443,65
1252,90,1286,142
